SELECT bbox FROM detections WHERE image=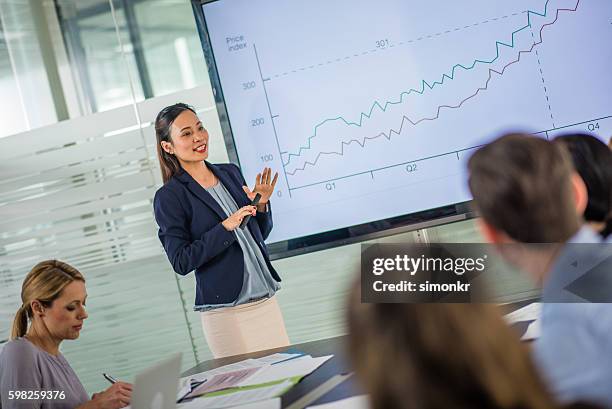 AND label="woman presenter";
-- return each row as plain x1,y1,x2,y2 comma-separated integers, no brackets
153,103,289,358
